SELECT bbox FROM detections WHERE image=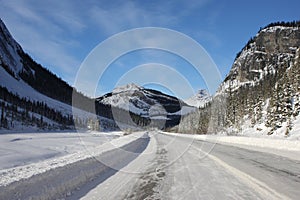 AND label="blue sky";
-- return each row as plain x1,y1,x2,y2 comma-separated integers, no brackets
0,0,299,99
